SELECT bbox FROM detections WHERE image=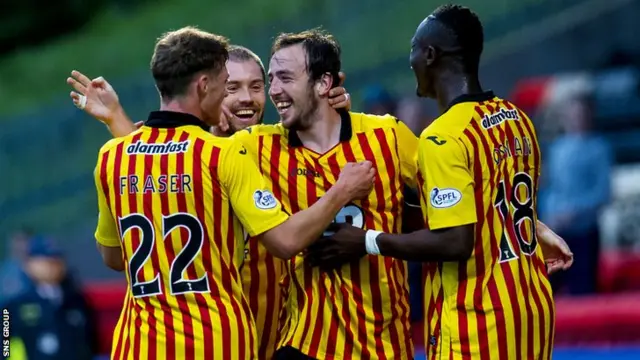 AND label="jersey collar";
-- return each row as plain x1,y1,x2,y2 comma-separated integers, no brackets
445,91,495,112
288,110,353,147
145,111,211,132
